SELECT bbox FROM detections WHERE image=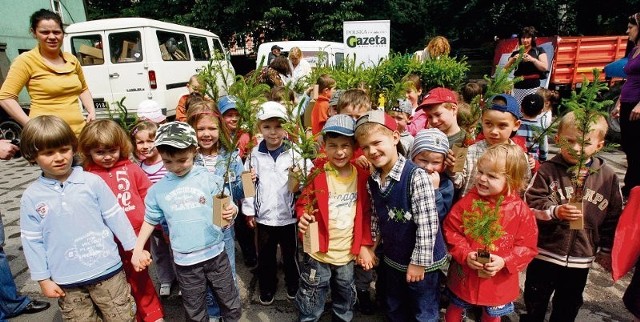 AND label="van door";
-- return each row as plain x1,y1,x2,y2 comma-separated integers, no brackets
68,32,113,117
106,30,148,113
